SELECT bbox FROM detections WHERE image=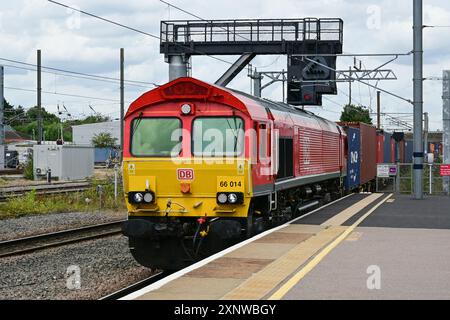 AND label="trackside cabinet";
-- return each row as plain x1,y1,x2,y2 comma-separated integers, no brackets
33,144,94,181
